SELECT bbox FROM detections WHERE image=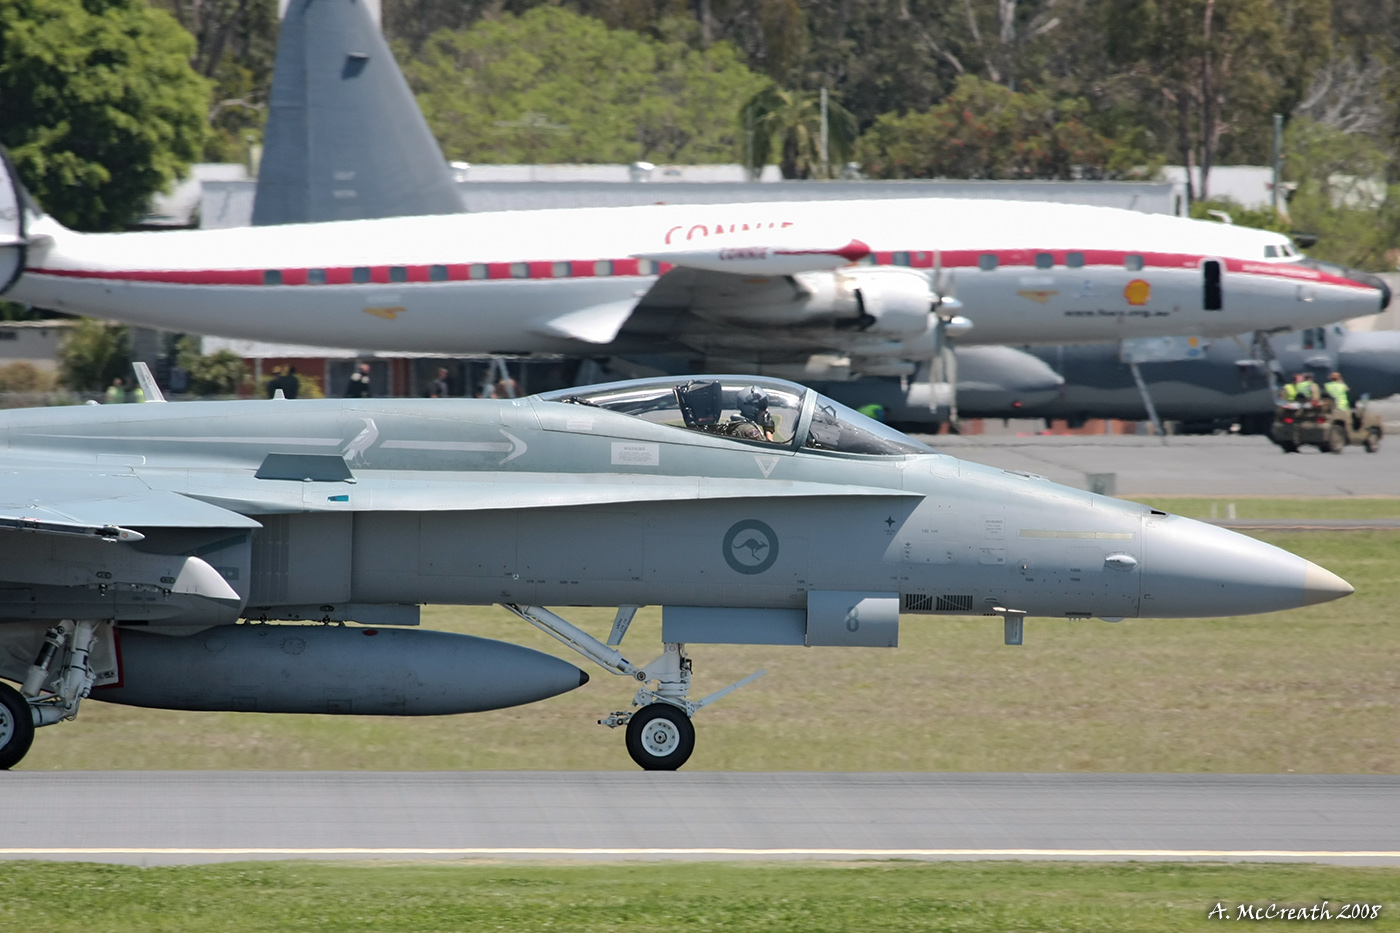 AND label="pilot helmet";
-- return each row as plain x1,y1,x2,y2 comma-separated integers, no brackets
738,386,769,421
